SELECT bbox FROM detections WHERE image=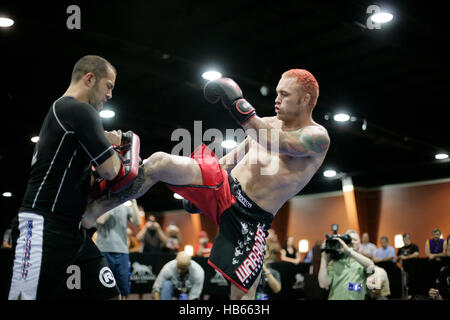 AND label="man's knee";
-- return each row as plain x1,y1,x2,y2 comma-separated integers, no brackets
144,152,170,179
